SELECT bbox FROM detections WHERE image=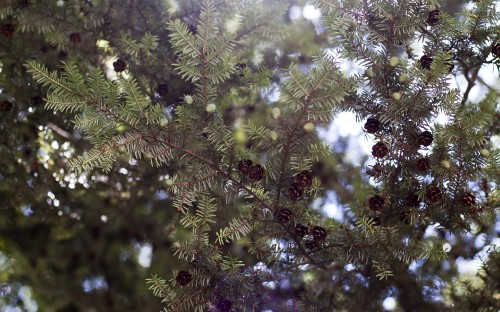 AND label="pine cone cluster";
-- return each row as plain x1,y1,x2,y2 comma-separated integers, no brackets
364,118,381,133
288,170,314,200
372,142,389,158
461,193,475,206
416,158,430,171
419,55,434,70
311,226,327,241
426,186,442,202
238,159,265,181
275,208,293,224
176,271,192,286
113,59,127,72
418,131,433,147
216,299,232,312
492,43,500,58
0,23,15,37
368,195,385,212
426,10,441,25
295,224,309,238
288,182,303,200
69,32,81,43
